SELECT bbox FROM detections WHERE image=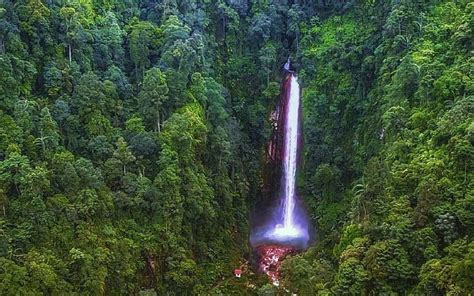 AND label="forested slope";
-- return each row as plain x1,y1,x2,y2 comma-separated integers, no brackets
281,1,473,295
0,0,472,295
0,0,296,294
